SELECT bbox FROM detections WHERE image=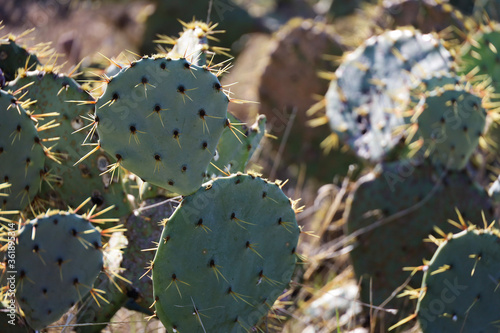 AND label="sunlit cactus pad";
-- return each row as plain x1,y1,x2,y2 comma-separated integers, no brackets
95,55,229,195
326,28,452,161
14,212,103,330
